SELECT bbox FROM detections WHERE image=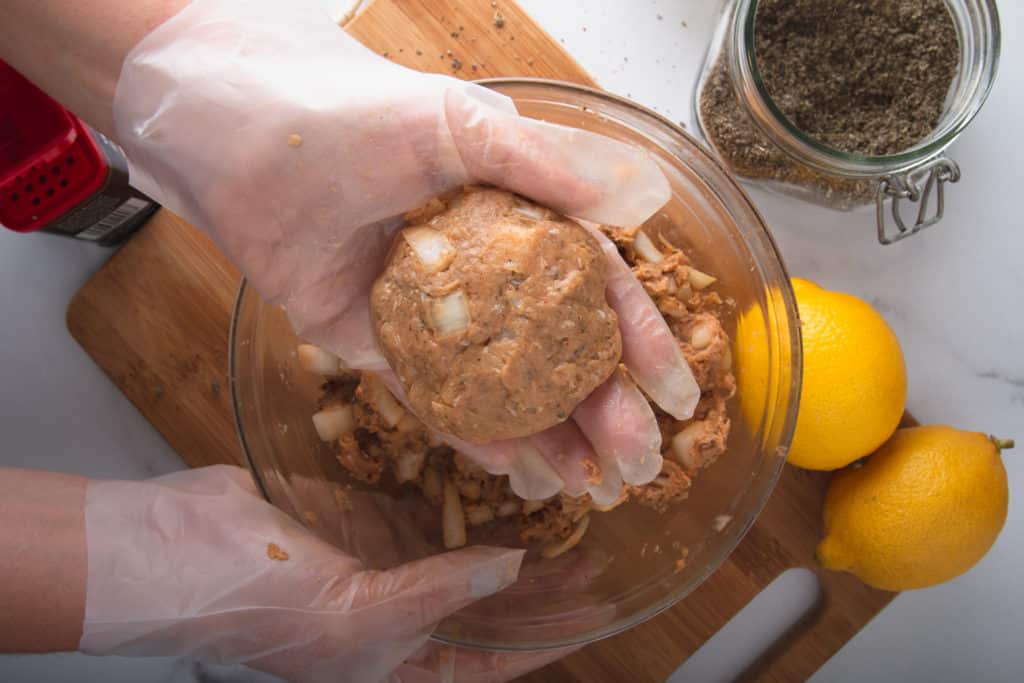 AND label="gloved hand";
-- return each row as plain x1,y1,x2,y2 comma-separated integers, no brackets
111,0,699,501
79,465,573,683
